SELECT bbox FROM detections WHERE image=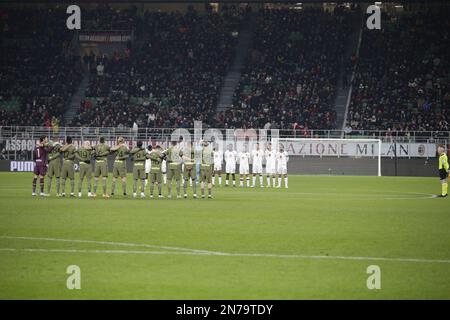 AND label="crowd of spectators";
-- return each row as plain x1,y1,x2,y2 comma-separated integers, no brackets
346,8,450,133
71,5,245,128
220,7,355,130
0,7,82,126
